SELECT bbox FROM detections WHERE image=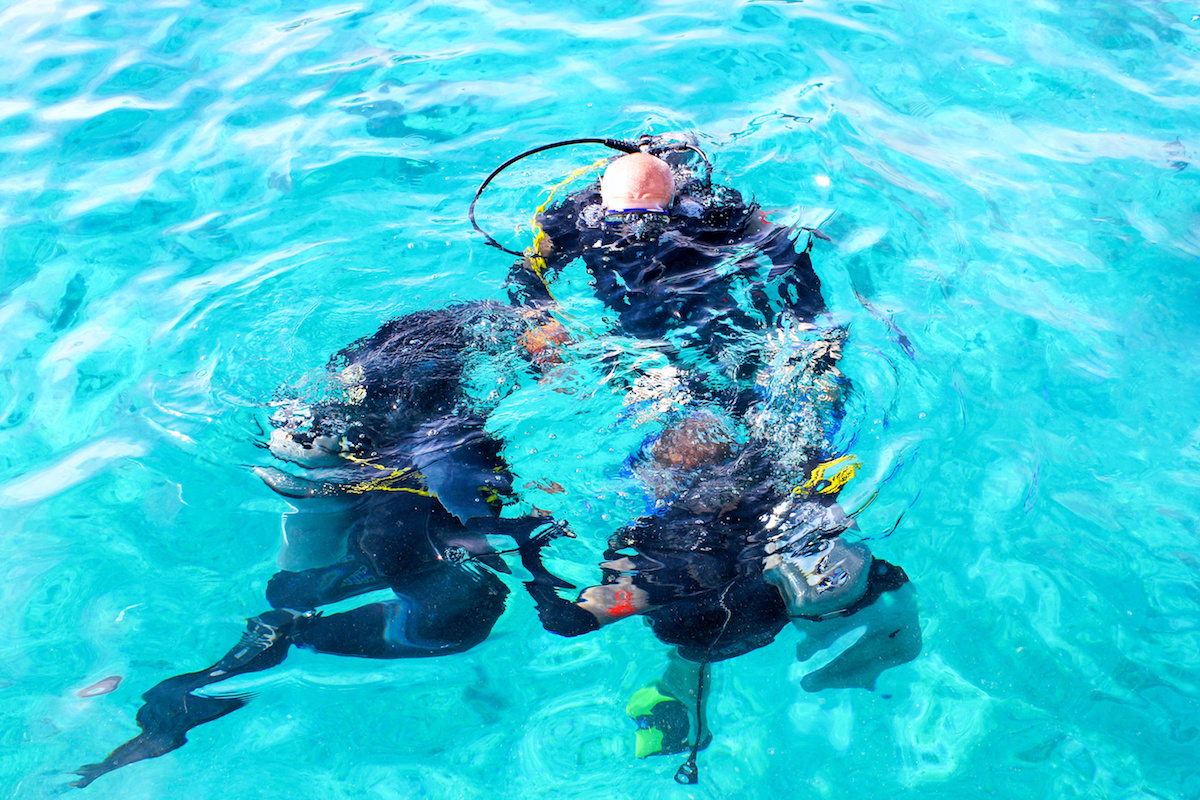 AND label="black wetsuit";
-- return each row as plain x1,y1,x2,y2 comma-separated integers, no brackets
509,163,909,670
505,165,843,663
526,444,910,664
506,174,826,370
601,451,794,663
73,303,566,788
